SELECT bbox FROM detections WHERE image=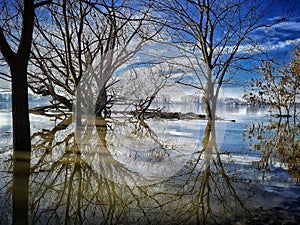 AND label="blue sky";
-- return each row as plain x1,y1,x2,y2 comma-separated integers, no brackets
222,0,300,91
250,0,300,58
